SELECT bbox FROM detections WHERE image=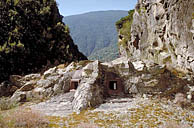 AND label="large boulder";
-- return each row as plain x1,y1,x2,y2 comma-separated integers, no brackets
53,74,71,95
72,61,104,111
